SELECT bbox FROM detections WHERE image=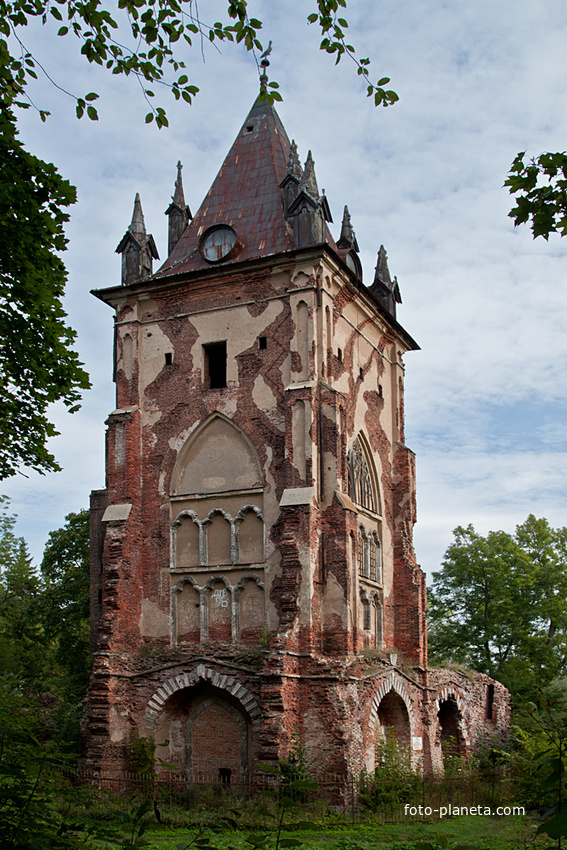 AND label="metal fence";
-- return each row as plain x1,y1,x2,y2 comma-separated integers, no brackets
62,767,516,826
